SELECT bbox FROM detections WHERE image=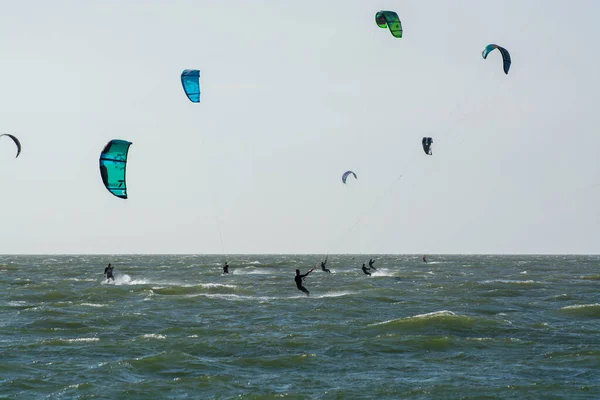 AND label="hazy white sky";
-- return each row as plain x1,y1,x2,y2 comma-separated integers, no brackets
0,0,598,254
